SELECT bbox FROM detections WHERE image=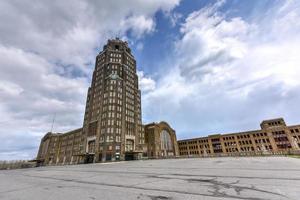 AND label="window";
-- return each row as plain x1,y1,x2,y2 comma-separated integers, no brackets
88,140,95,153
160,130,173,151
125,139,134,151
